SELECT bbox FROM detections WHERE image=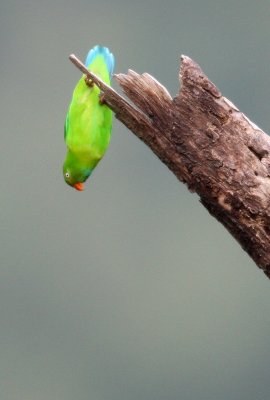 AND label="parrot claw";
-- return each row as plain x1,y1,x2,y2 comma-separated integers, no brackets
99,92,106,105
84,76,94,88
